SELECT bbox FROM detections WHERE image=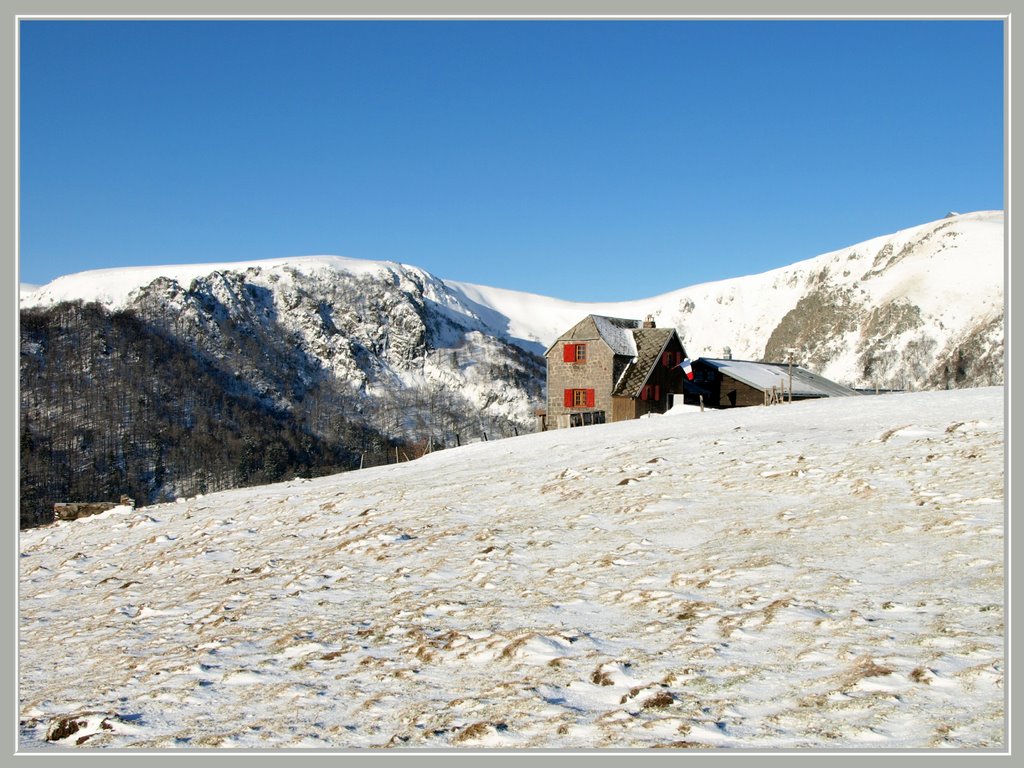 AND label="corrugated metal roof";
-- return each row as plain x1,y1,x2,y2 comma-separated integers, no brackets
699,358,860,398
790,367,863,397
